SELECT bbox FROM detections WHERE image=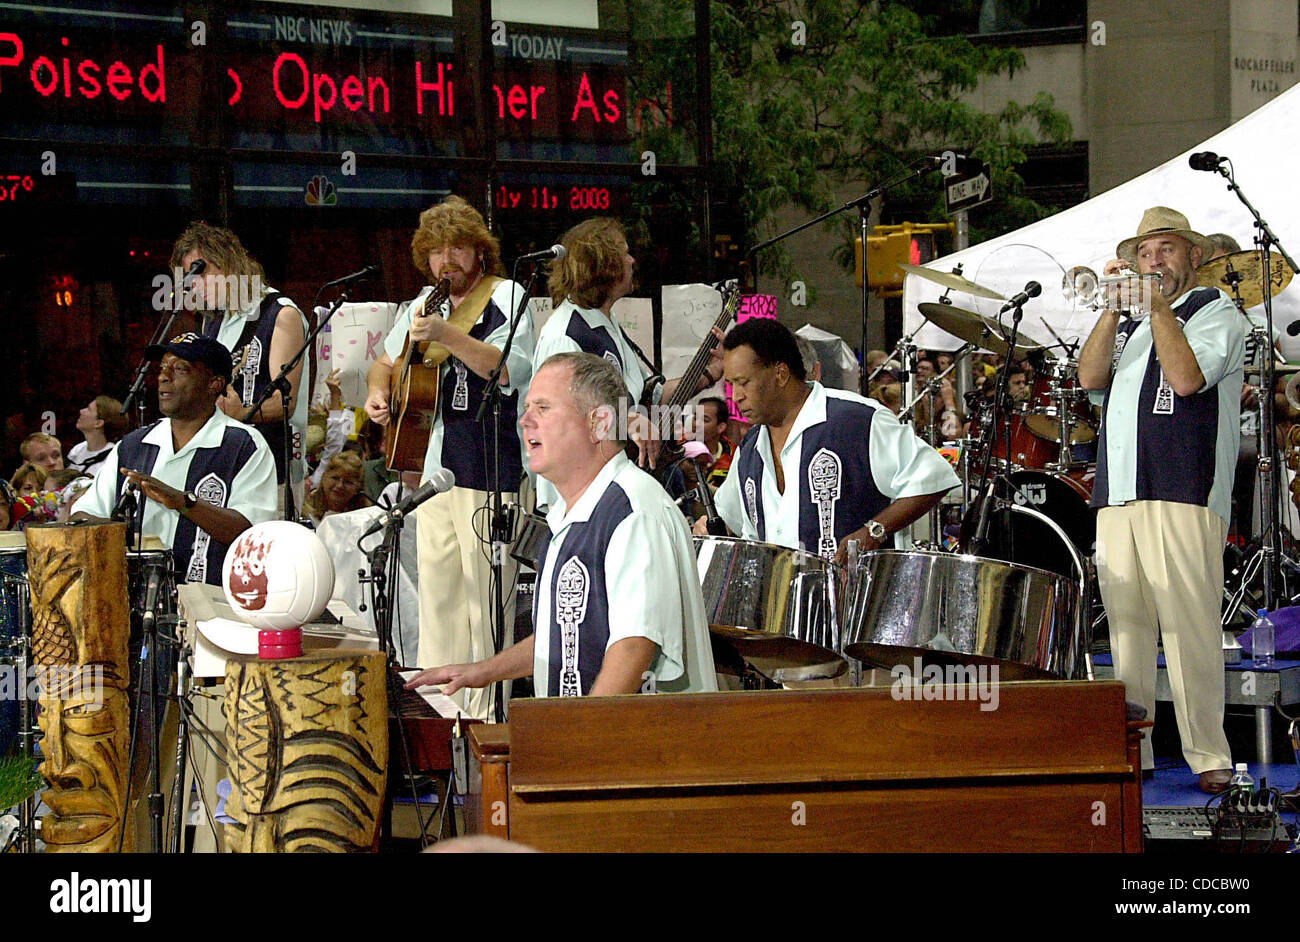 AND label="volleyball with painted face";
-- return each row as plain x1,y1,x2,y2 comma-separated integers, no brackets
223,521,335,629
